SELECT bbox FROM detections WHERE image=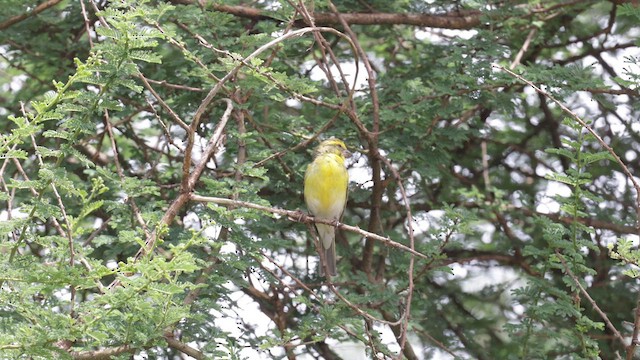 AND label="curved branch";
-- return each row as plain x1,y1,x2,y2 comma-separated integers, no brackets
0,0,64,30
